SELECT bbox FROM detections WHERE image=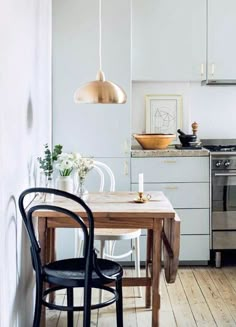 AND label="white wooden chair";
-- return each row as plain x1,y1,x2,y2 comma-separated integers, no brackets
74,160,142,297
